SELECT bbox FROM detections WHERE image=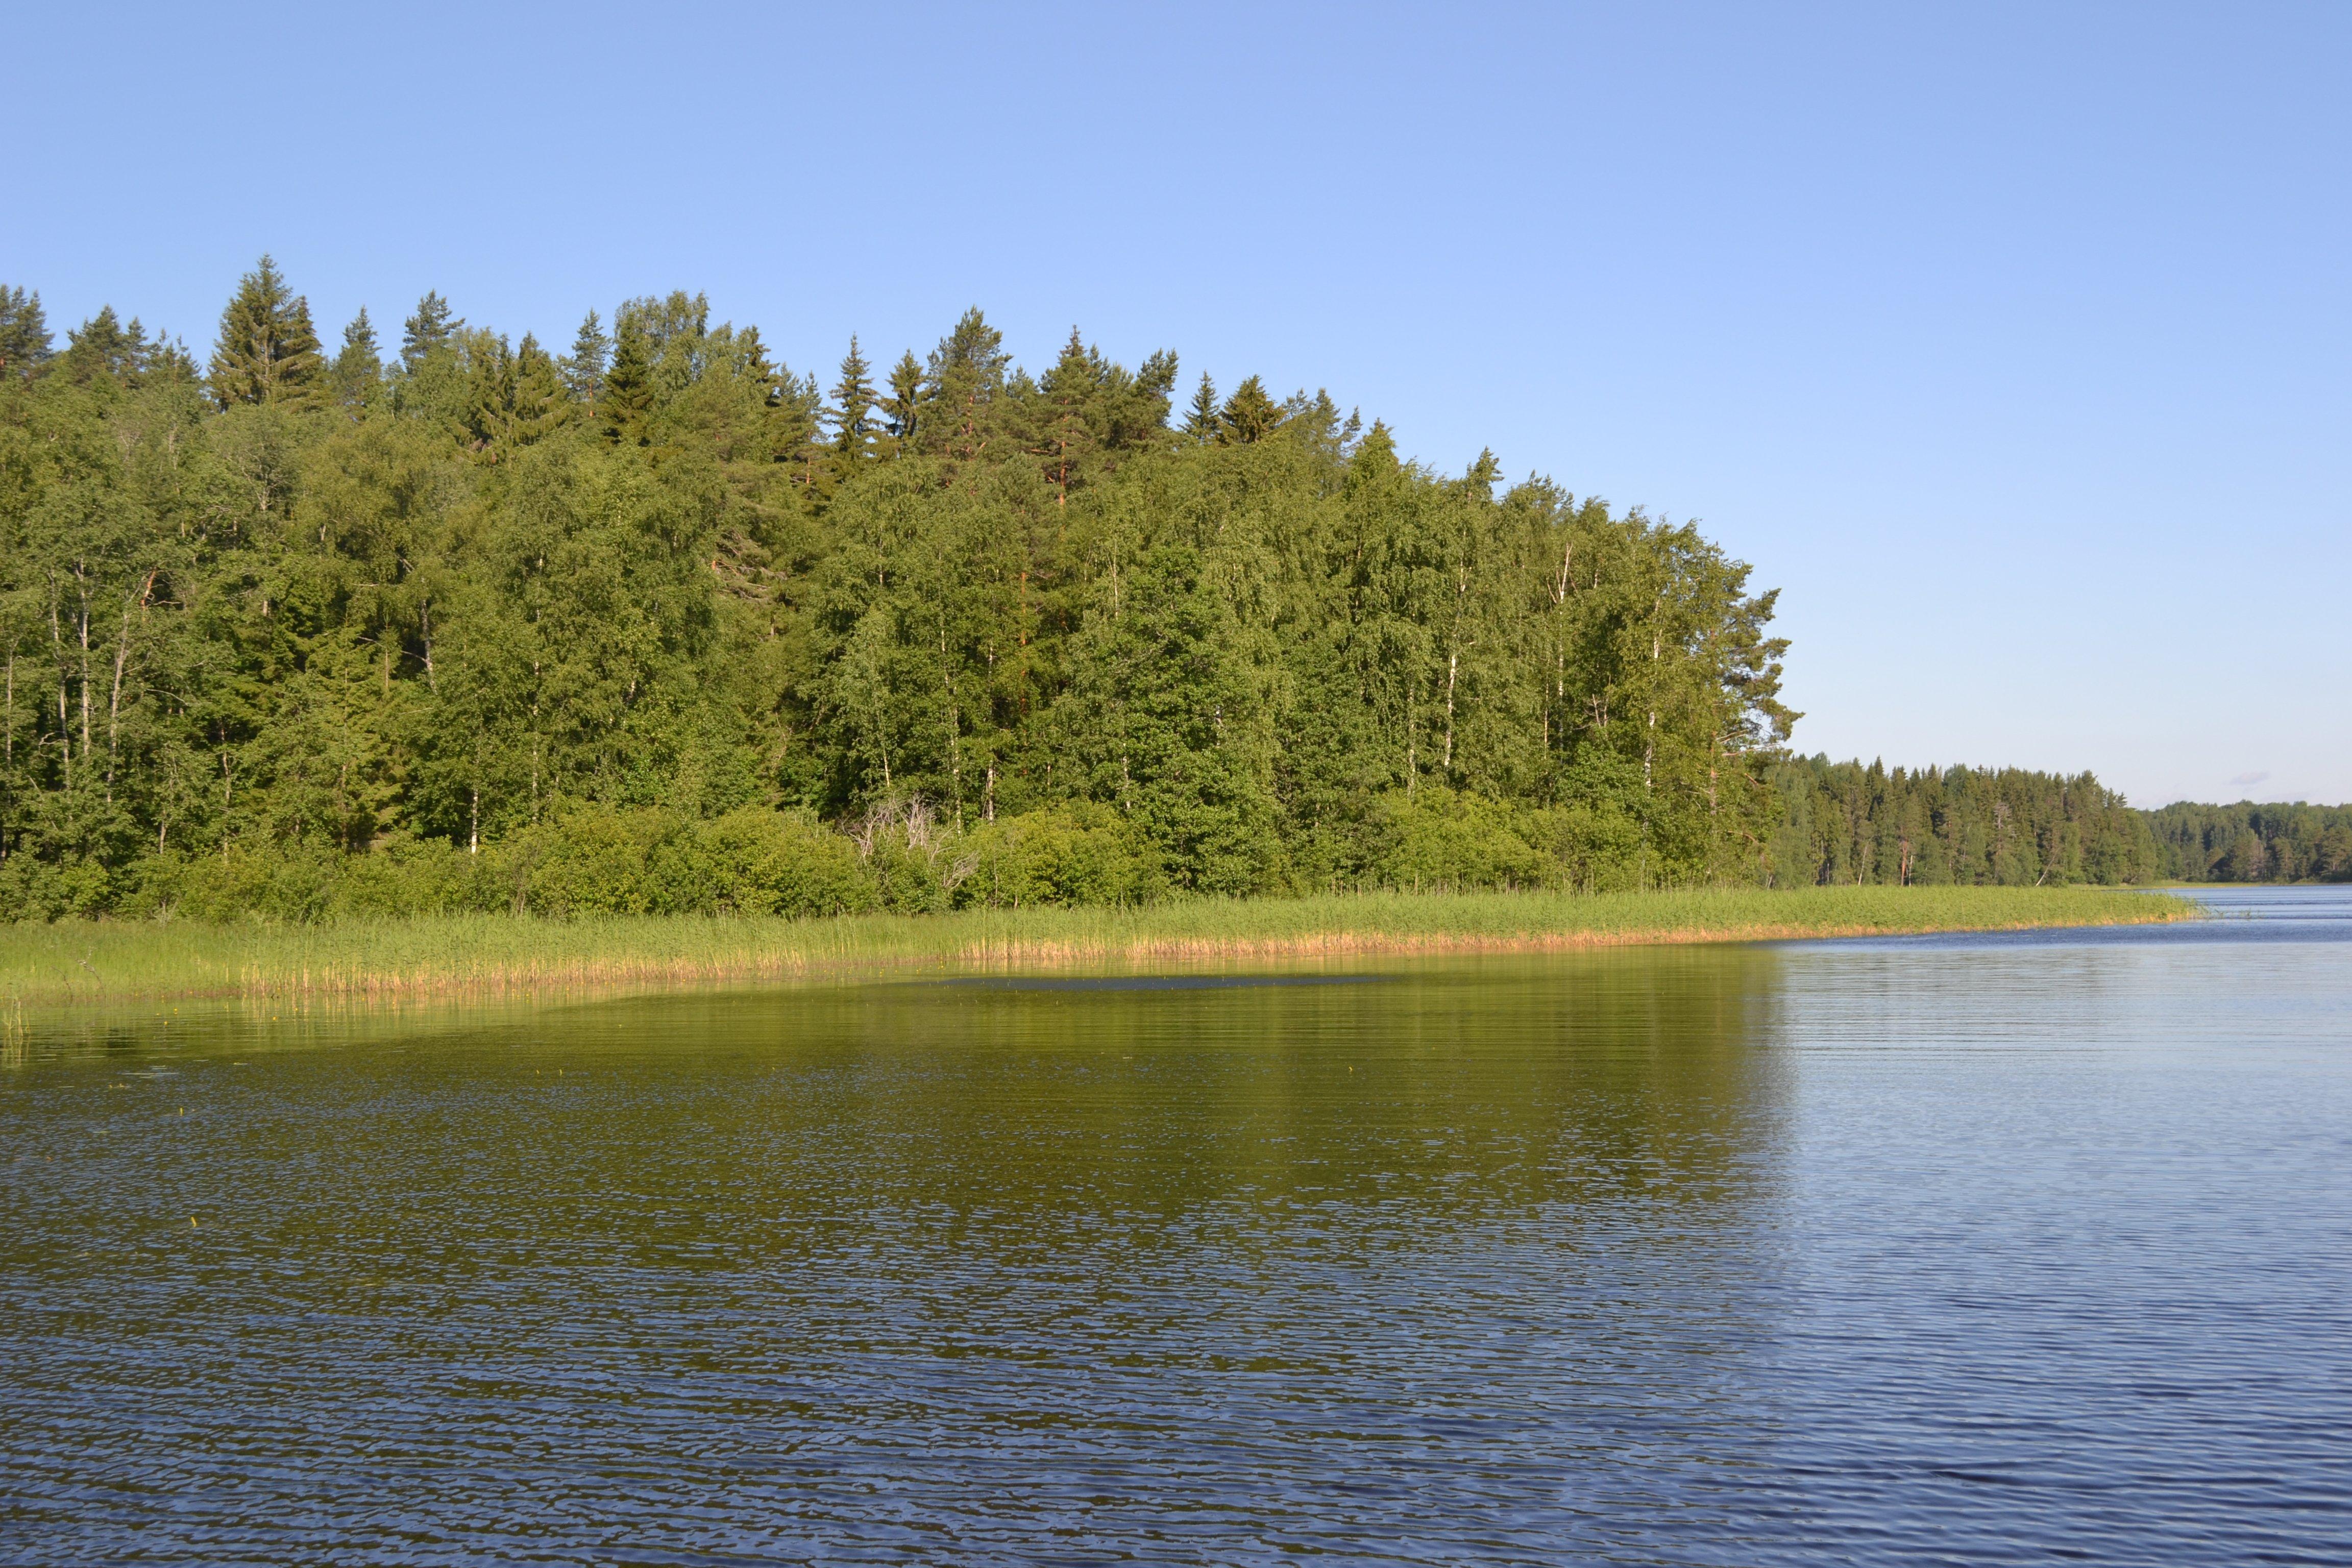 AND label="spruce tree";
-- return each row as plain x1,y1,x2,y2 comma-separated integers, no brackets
829,335,877,460
599,316,654,442
0,284,53,378
1182,372,1220,443
208,255,325,407
331,308,383,410
63,307,152,383
511,333,568,444
561,309,608,405
466,332,570,458
400,290,461,373
1217,375,1282,444
881,349,925,447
